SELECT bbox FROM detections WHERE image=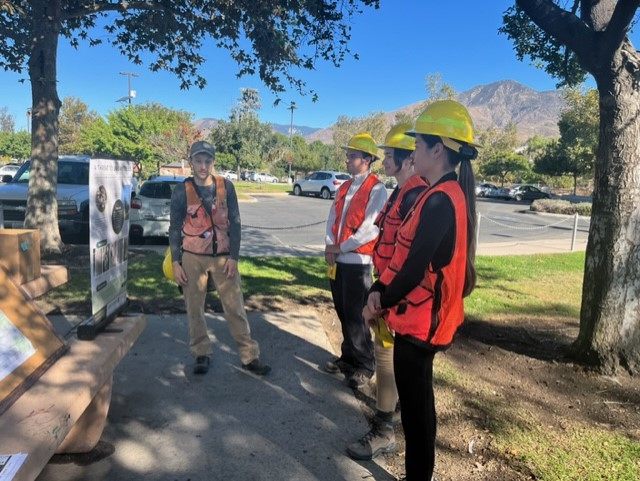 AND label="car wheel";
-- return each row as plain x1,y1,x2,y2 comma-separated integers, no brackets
321,187,331,200
293,185,302,196
515,194,523,201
